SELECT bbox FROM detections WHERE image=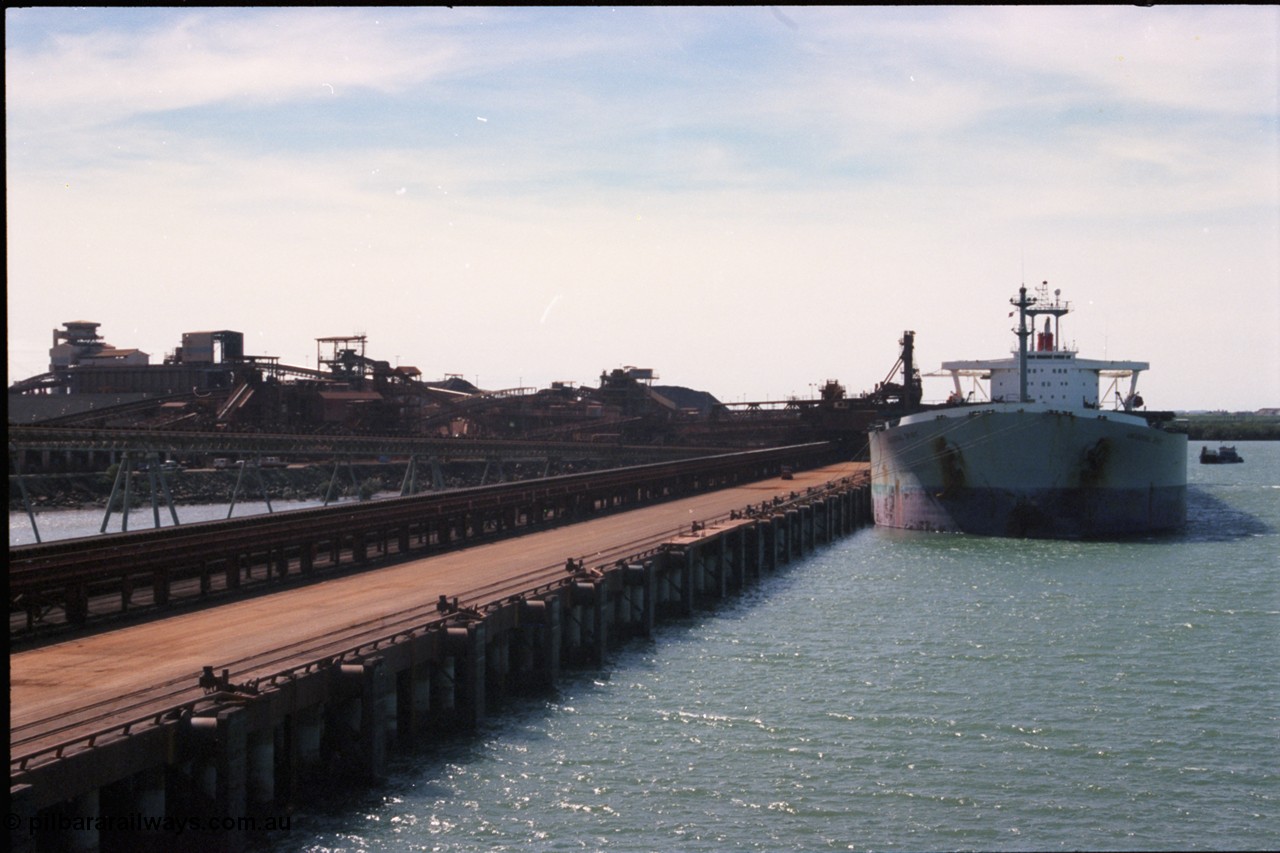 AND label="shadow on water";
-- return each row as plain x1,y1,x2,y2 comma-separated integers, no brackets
1182,484,1271,542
